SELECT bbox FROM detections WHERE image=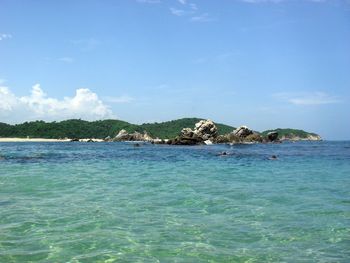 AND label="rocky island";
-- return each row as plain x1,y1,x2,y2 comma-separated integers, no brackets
0,118,321,144
103,119,321,145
